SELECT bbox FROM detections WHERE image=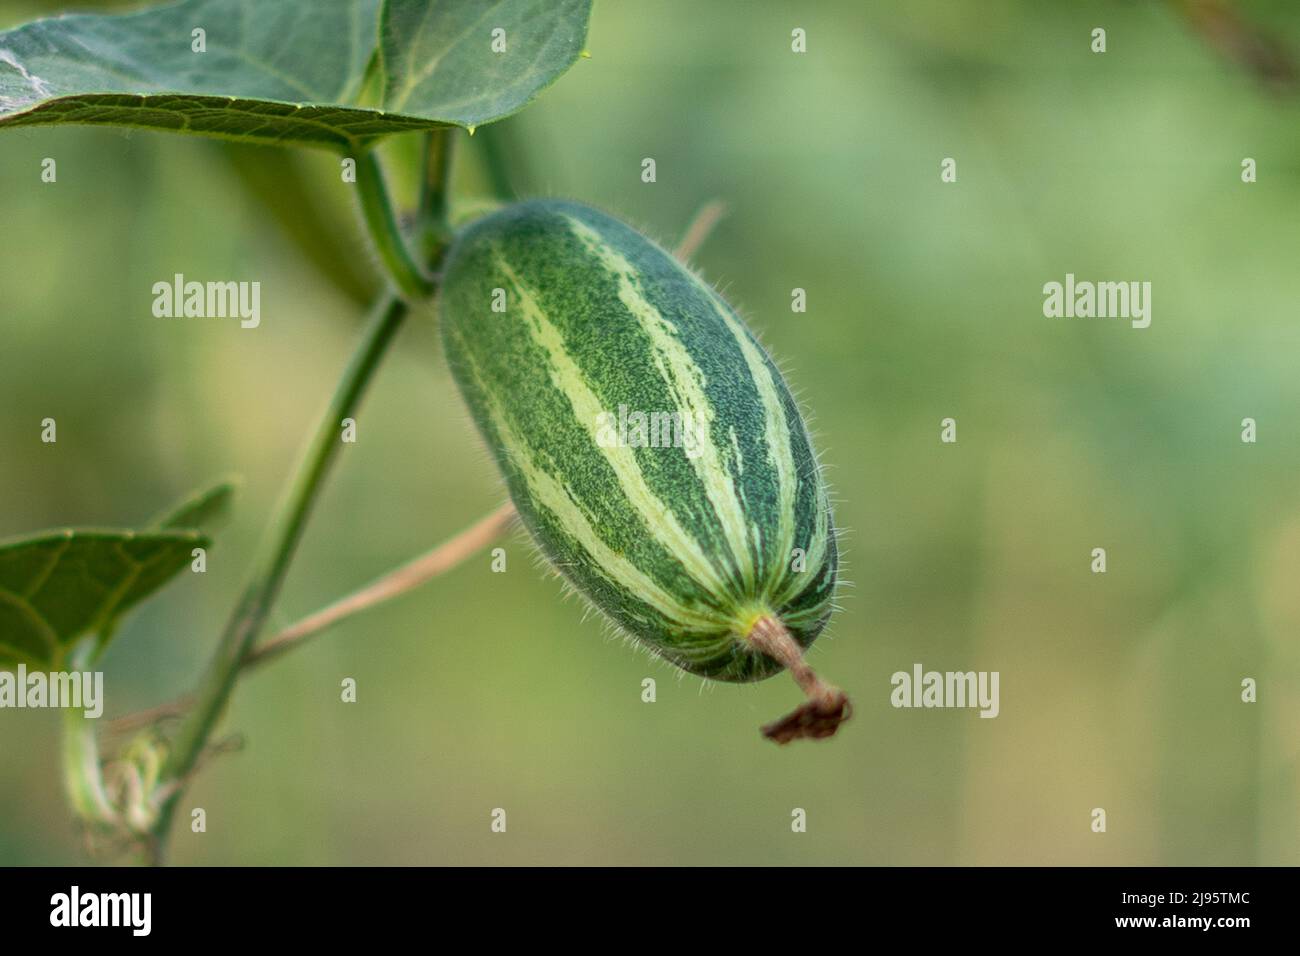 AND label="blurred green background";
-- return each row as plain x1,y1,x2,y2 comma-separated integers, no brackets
2,0,1299,865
